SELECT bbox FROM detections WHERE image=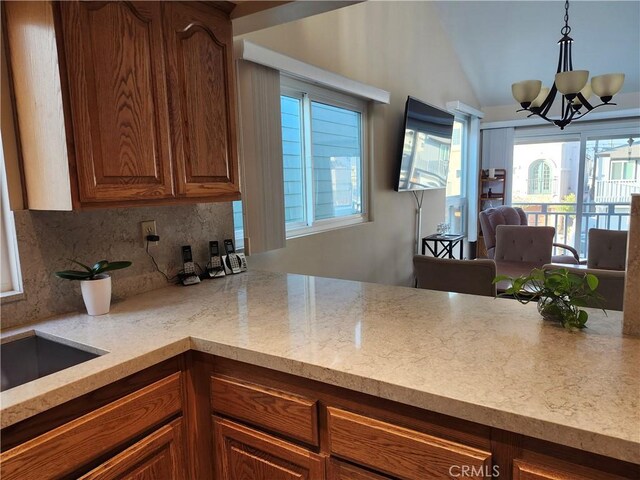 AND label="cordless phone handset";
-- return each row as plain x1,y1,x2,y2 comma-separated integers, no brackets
207,241,225,277
223,239,241,274
181,245,195,274
180,245,200,285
